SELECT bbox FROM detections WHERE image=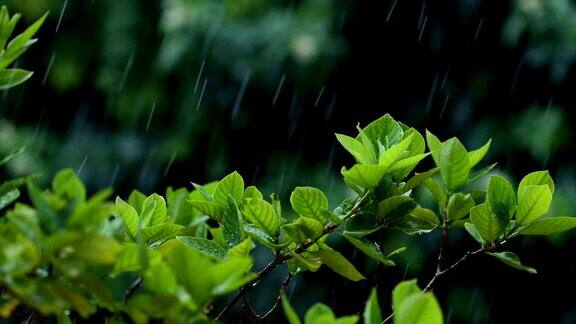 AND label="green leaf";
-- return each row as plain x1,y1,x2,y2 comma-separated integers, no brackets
221,196,243,246
359,114,404,150
395,292,443,324
488,251,537,274
0,189,19,210
519,217,576,235
140,223,184,245
336,133,374,164
344,235,395,266
283,217,325,243
364,288,382,324
400,167,439,194
0,68,32,89
0,146,25,166
140,194,168,227
342,164,388,189
312,249,365,281
468,162,497,183
187,199,225,220
425,130,443,167
176,236,228,259
52,168,86,201
128,190,147,214
304,304,335,324
468,139,492,168
290,187,329,223
378,134,413,168
486,175,516,227
241,198,280,236
388,153,430,180
518,170,555,195
243,186,263,200
228,237,254,258
464,222,485,245
515,185,552,225
439,138,470,190
213,171,244,205
423,178,447,209
392,279,421,312
377,196,417,222
282,293,302,324
470,203,501,244
447,193,475,221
